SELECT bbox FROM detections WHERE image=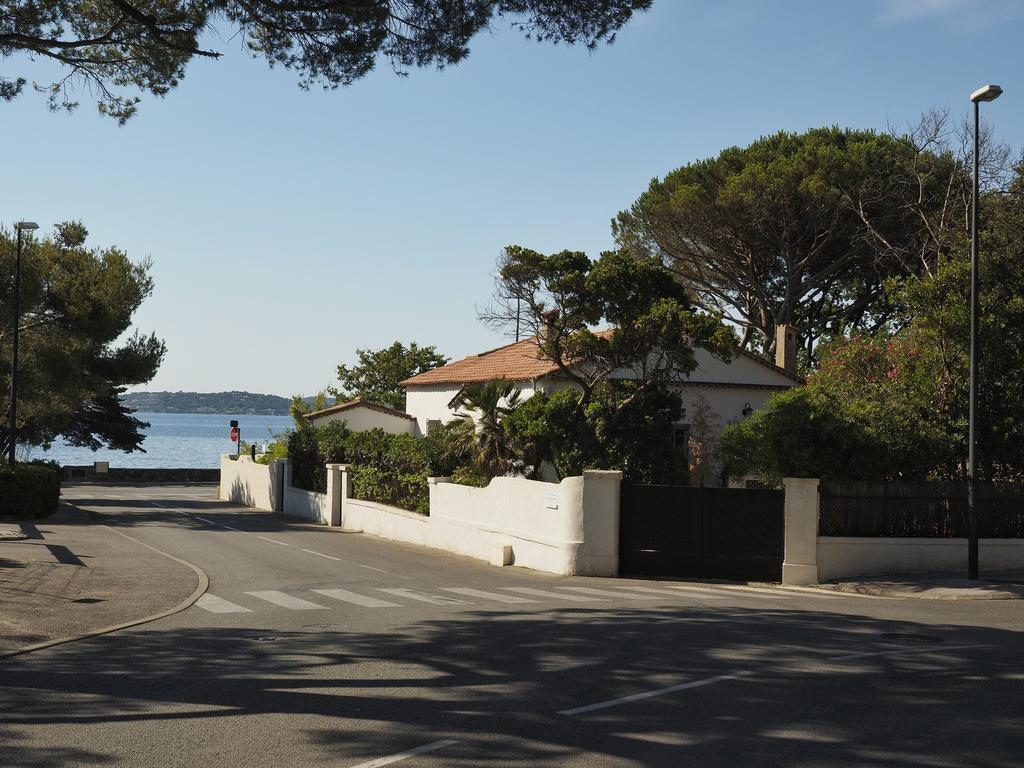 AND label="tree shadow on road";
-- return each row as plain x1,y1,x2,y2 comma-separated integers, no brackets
1,603,1022,767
